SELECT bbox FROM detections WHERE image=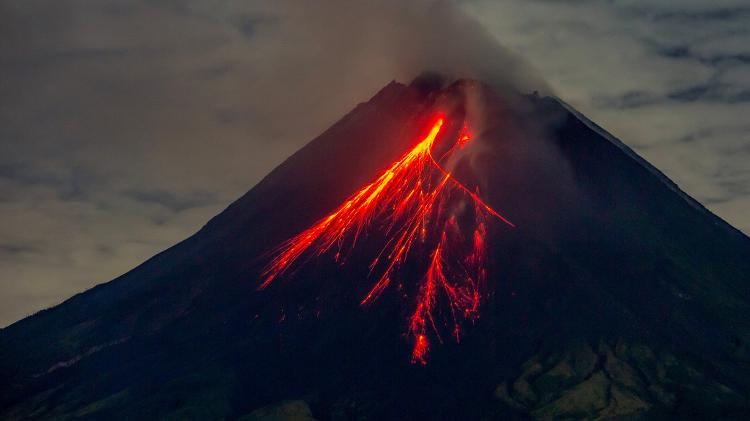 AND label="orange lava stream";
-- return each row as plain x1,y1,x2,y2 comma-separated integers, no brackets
260,115,513,363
